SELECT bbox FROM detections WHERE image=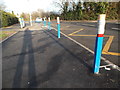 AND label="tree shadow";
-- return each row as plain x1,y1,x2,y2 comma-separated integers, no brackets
12,29,37,88
36,52,64,87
